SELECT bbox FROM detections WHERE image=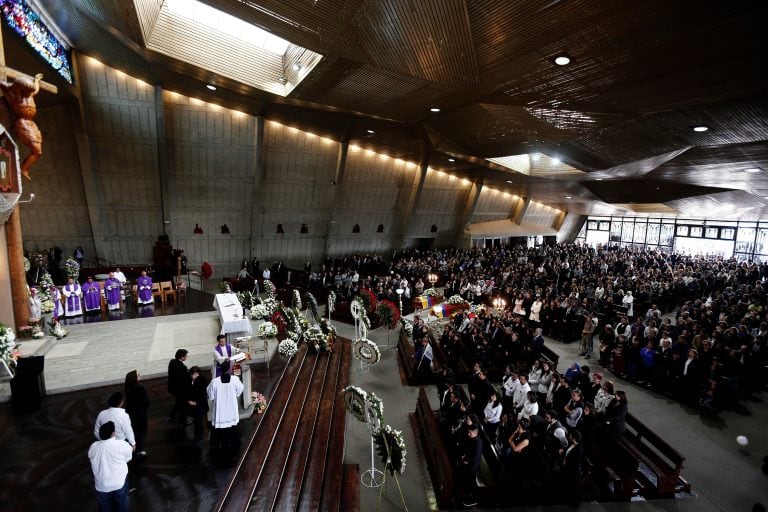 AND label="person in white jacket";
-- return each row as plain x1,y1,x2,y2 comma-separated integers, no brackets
518,391,539,421
483,392,503,443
